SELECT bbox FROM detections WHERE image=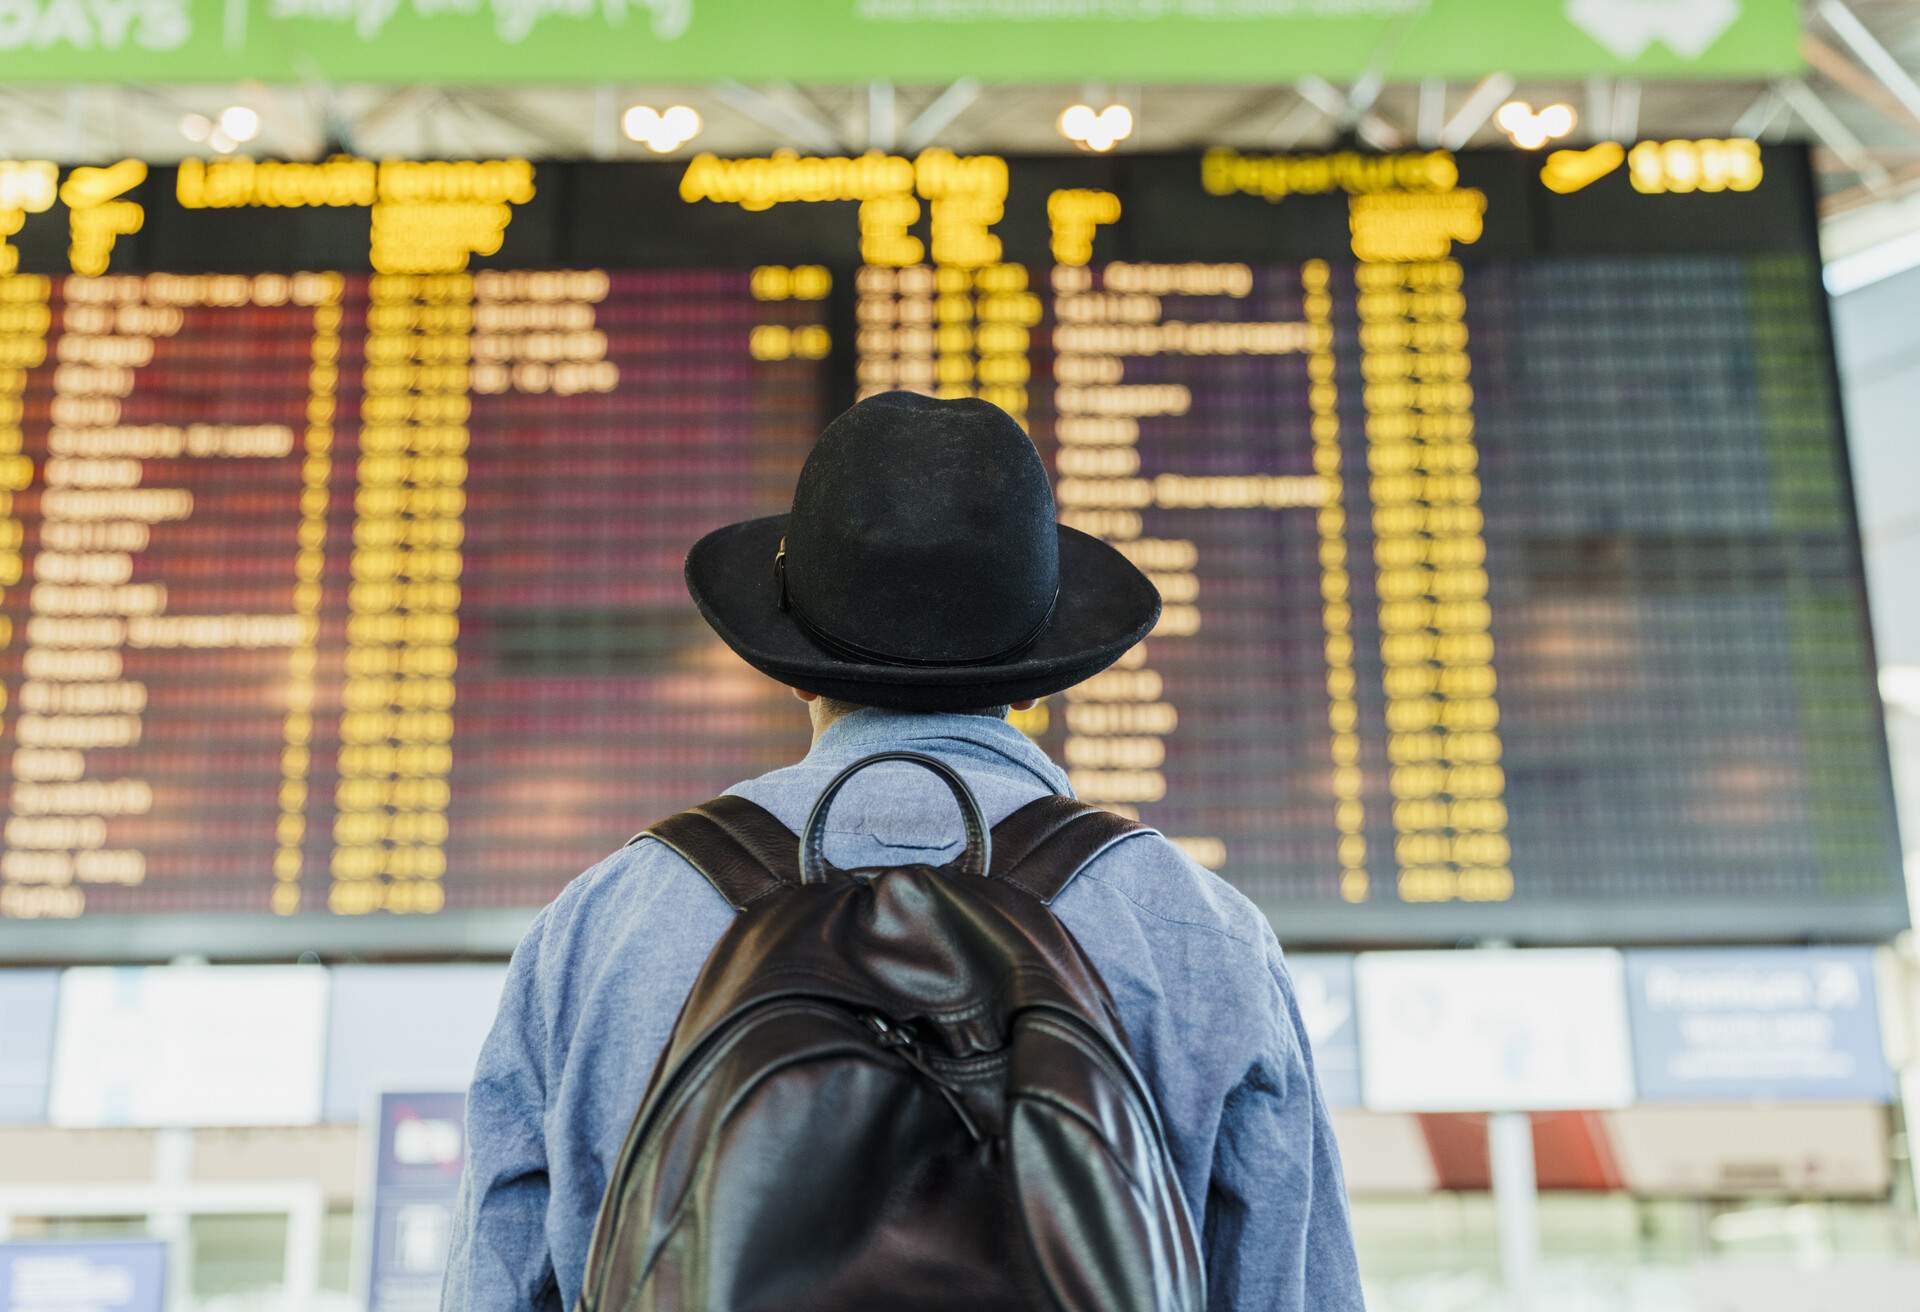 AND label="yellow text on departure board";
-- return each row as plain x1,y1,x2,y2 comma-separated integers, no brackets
1200,149,1459,201
1048,189,1120,267
175,157,537,274
1537,138,1764,197
0,162,57,276
1628,139,1763,195
60,161,146,278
